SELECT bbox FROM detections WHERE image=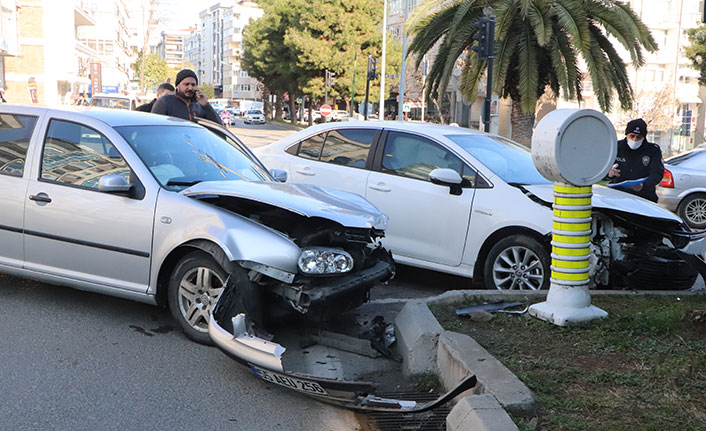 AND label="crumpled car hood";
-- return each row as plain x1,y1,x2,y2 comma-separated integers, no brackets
524,184,682,223
182,181,388,229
